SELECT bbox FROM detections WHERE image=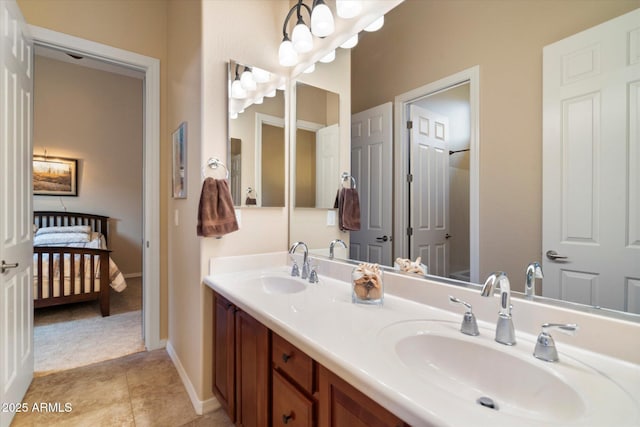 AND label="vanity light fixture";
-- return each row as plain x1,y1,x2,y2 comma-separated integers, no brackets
364,15,384,32
265,88,277,98
254,96,264,105
231,64,247,99
251,66,271,83
240,66,257,91
303,63,316,74
319,49,336,63
340,33,358,49
310,0,335,37
291,2,314,53
336,0,362,19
